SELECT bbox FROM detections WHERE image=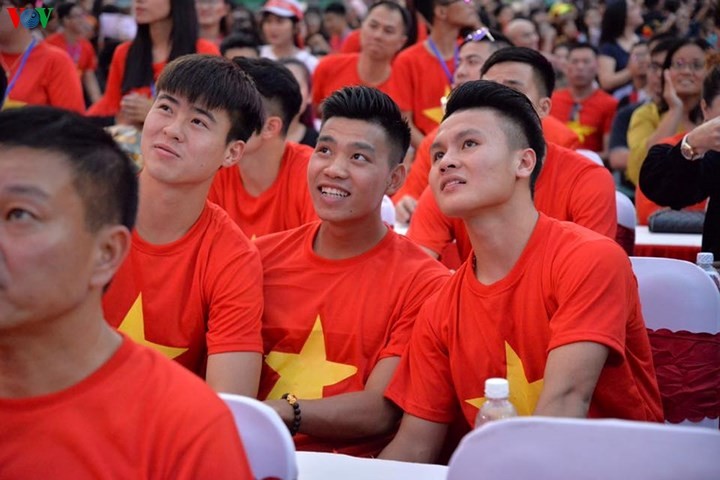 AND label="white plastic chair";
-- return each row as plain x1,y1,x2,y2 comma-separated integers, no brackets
630,257,720,428
447,417,720,480
381,194,396,226
630,257,720,334
576,148,604,166
616,190,636,230
219,393,298,480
